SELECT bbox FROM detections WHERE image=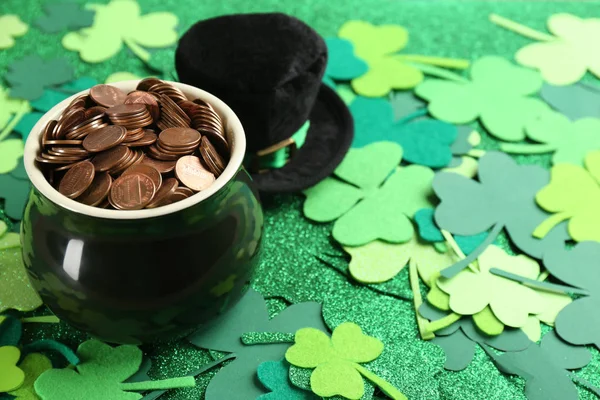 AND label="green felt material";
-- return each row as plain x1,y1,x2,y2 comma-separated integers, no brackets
145,48,176,77
541,82,600,120
415,56,548,142
0,172,31,220
0,232,20,250
5,55,74,100
188,289,327,400
0,86,27,131
8,160,27,181
21,340,80,366
0,245,42,313
0,15,28,49
34,2,94,34
257,359,317,400
0,316,21,348
0,140,23,175
0,346,24,393
8,353,52,400
325,38,368,81
389,92,425,121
